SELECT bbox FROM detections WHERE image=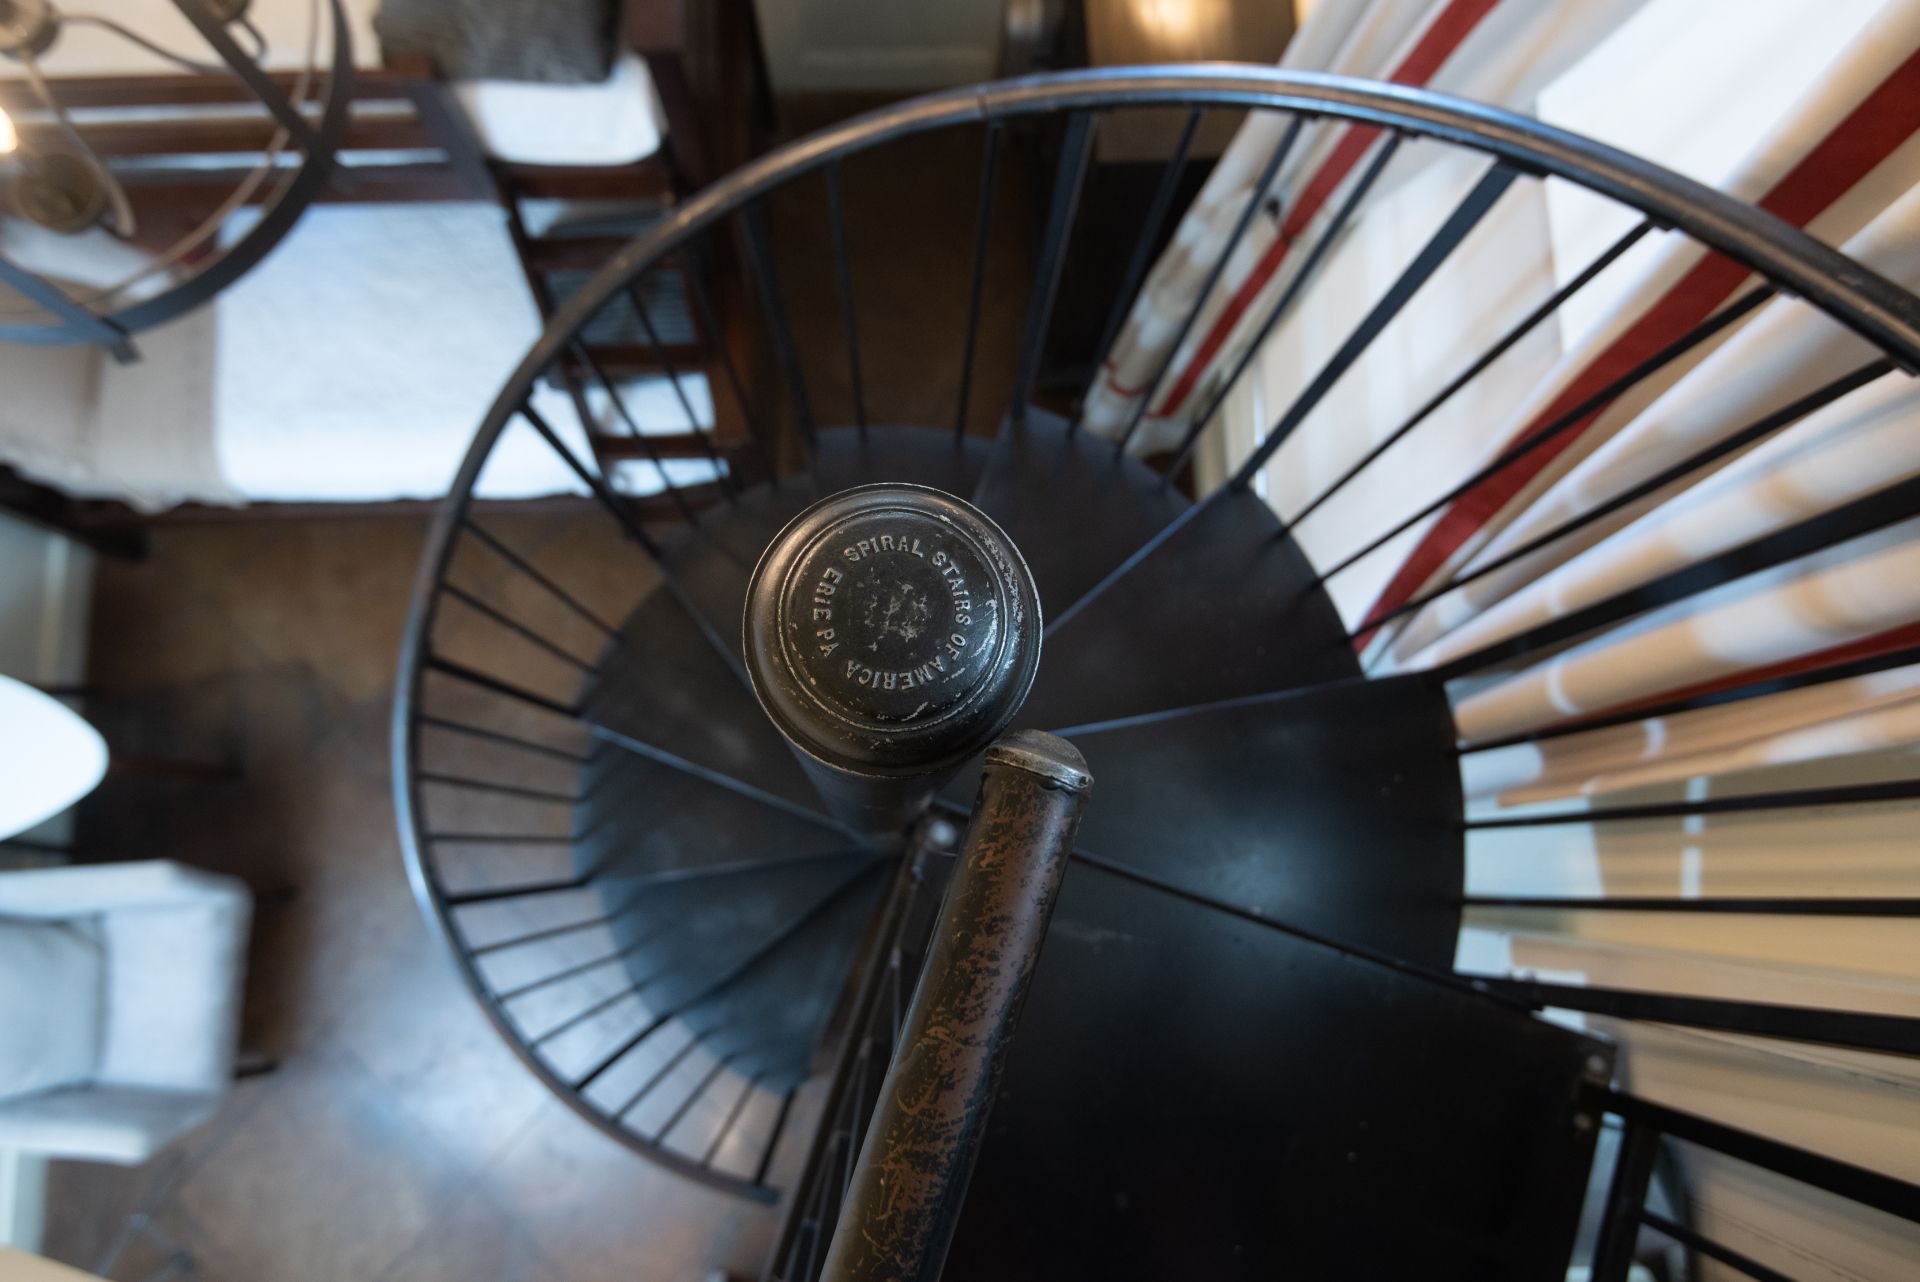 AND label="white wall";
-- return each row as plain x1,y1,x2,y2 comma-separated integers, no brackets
16,0,380,75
